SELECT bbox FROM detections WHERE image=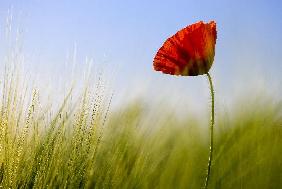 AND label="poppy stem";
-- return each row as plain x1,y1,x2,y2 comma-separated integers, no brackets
204,72,214,189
